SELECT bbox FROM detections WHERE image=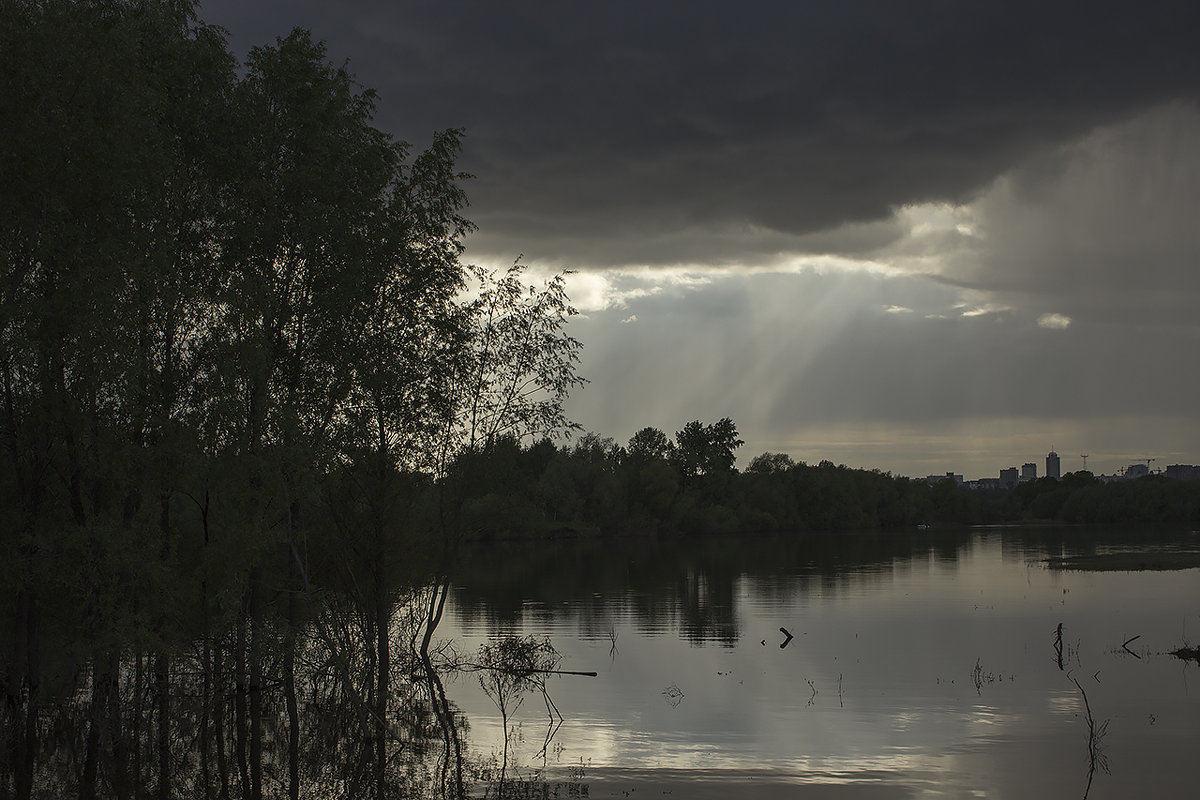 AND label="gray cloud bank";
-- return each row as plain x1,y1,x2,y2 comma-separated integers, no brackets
203,1,1200,264
200,0,1200,475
